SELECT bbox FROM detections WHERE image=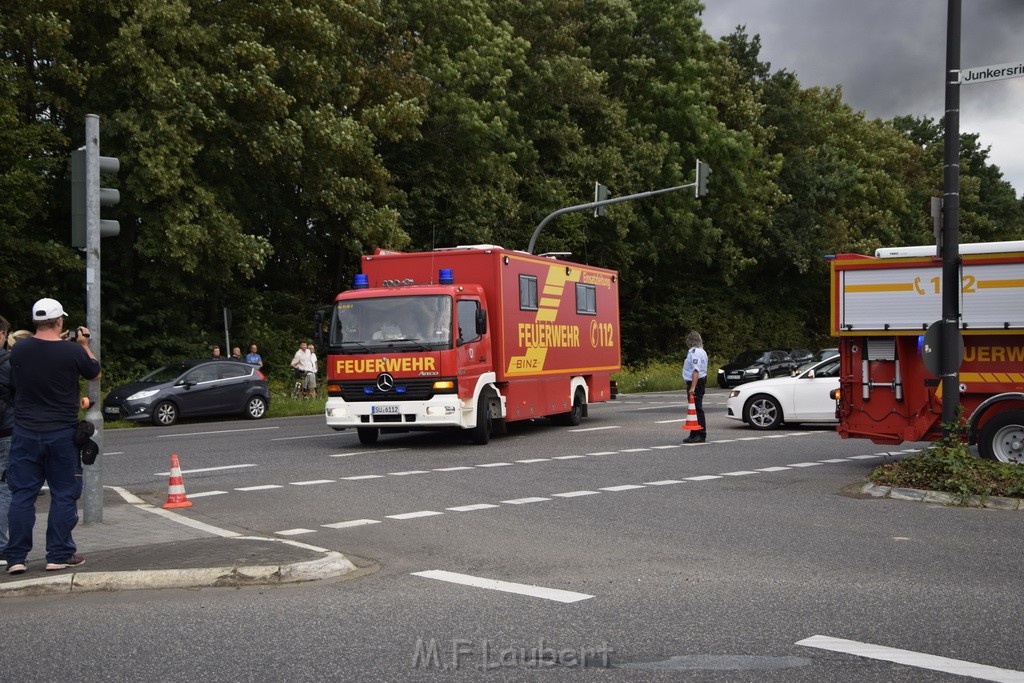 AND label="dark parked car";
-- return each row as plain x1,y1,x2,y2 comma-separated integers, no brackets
785,347,814,364
103,360,270,426
717,349,798,389
791,347,840,376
